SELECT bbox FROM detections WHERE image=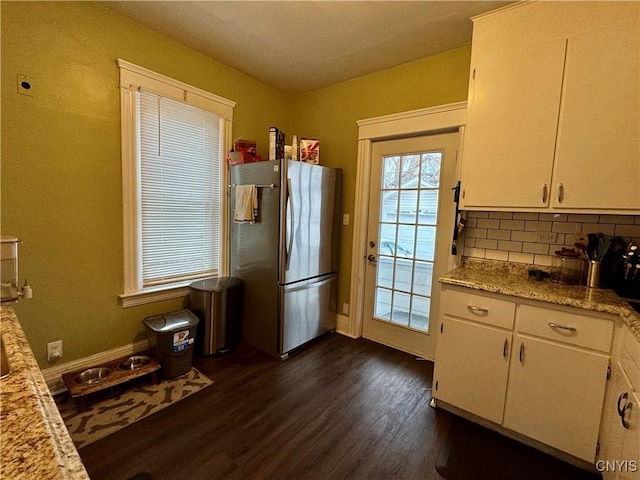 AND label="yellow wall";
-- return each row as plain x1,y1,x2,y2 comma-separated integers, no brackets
291,47,471,312
1,2,291,366
1,2,471,367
